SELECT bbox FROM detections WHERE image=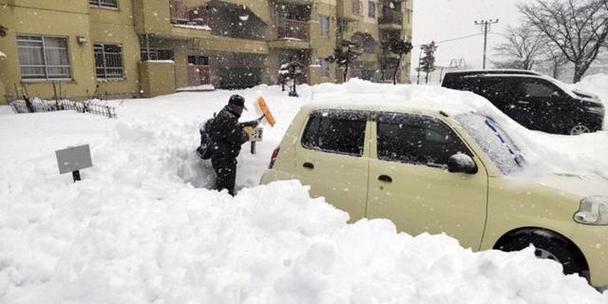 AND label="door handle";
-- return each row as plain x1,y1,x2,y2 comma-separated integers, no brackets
378,175,392,183
303,162,314,169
